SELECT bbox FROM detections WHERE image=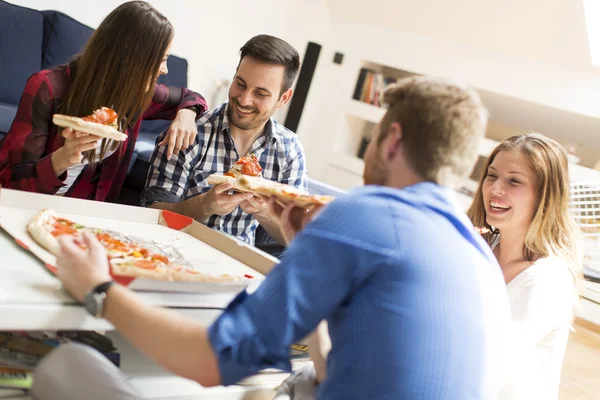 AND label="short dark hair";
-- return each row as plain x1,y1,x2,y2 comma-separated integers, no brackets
239,34,300,94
